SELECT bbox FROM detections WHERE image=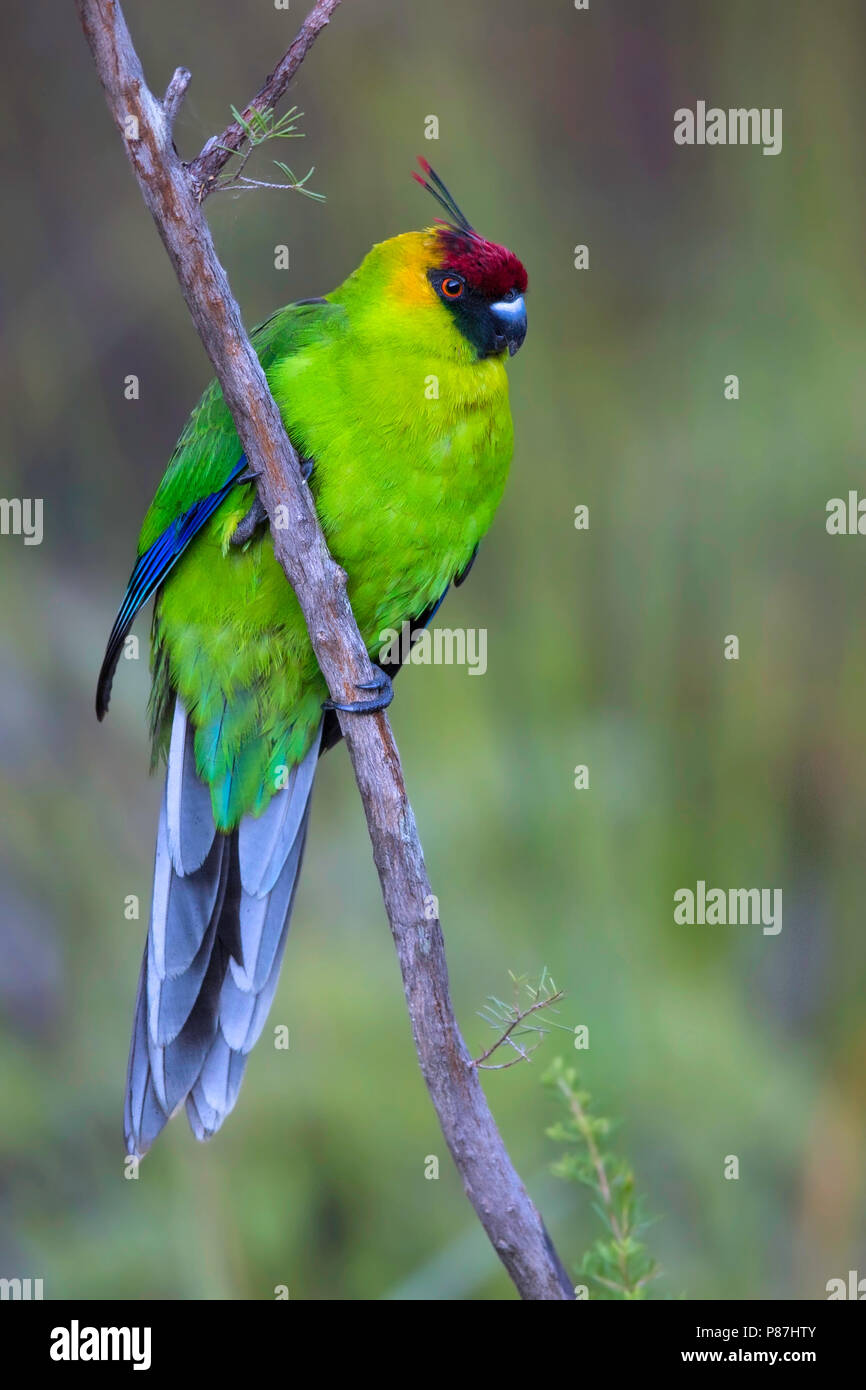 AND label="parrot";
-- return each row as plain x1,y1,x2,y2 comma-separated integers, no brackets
97,159,528,1157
